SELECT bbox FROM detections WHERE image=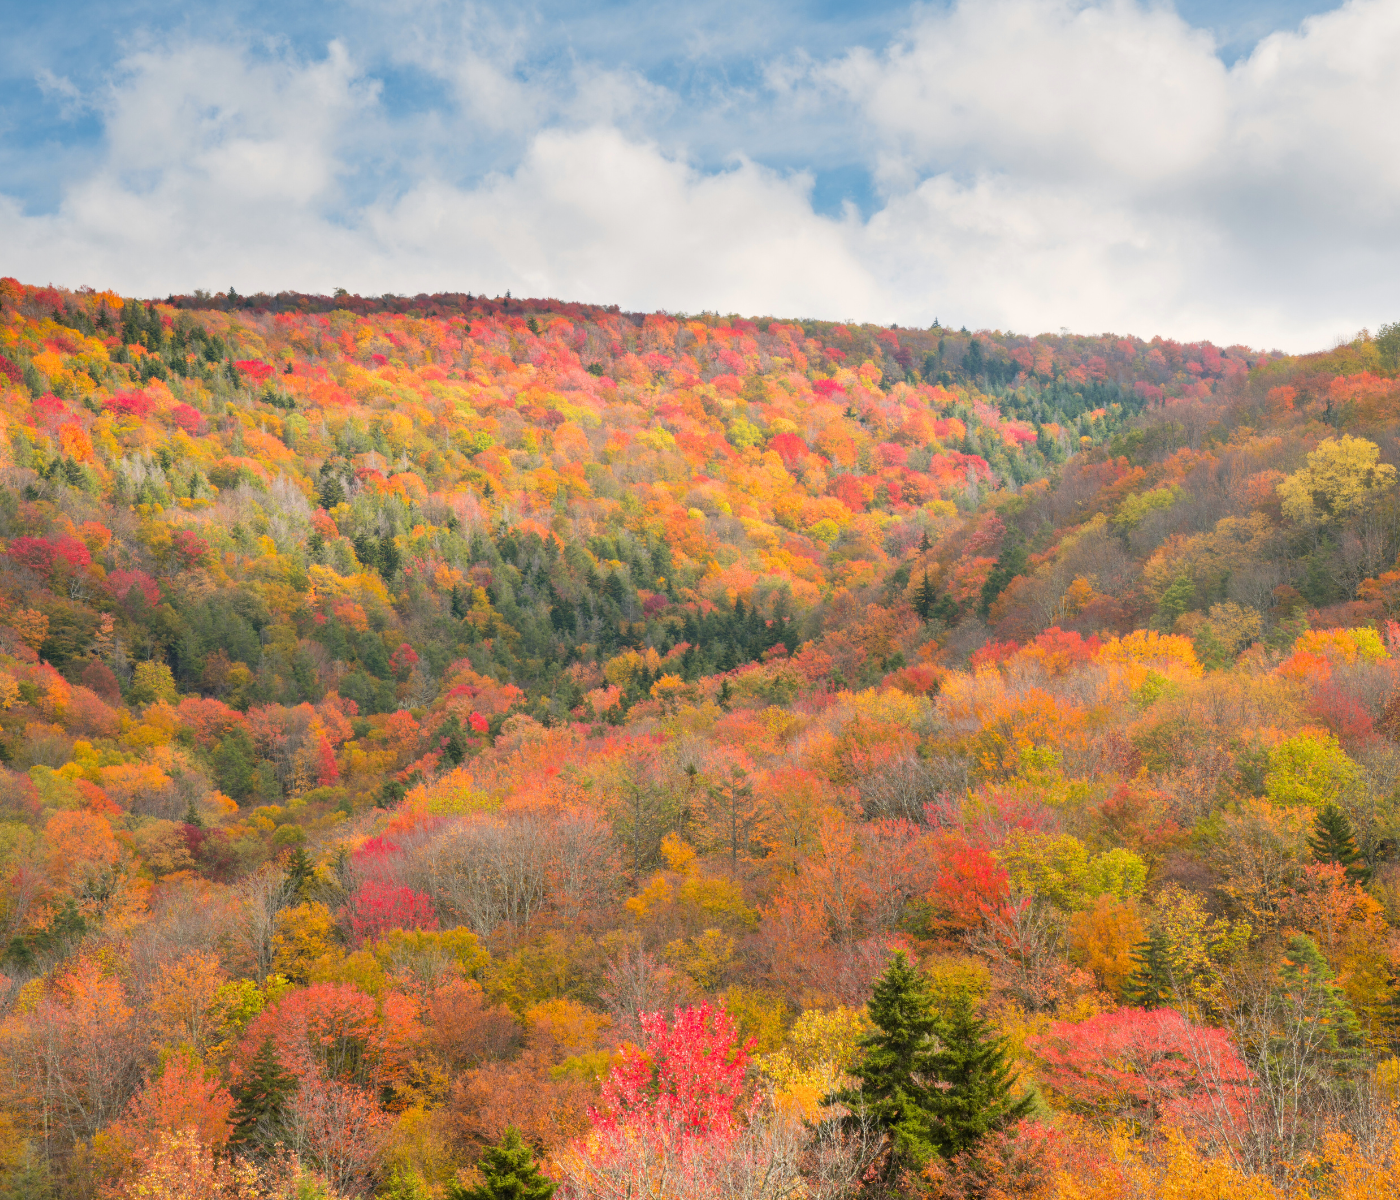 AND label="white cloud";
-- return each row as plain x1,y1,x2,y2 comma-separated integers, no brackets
5,1,1400,349
368,128,875,314
807,0,1227,191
